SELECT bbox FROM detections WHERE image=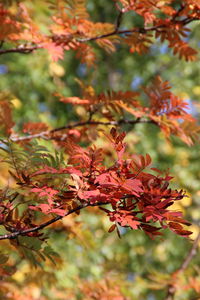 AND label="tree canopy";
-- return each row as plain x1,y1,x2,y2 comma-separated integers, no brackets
0,1,200,299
